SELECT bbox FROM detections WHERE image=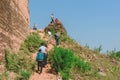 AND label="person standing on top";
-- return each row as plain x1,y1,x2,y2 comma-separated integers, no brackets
55,18,59,24
51,13,54,23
